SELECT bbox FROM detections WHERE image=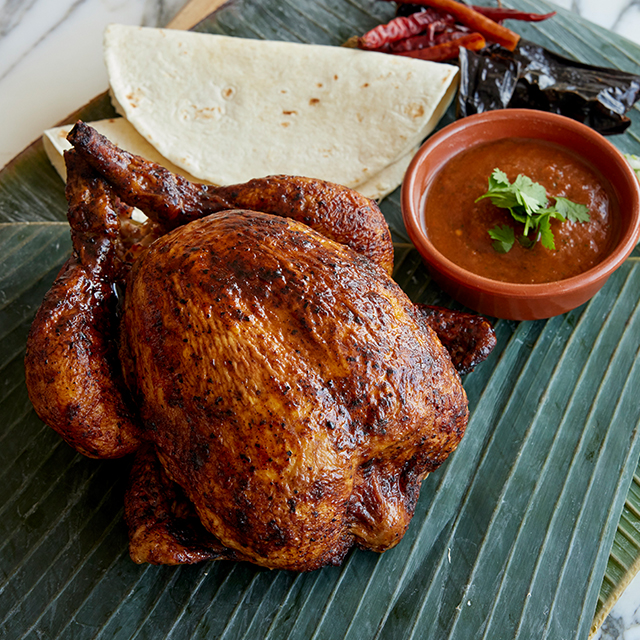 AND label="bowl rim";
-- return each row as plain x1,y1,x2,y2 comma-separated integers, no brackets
401,109,640,300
